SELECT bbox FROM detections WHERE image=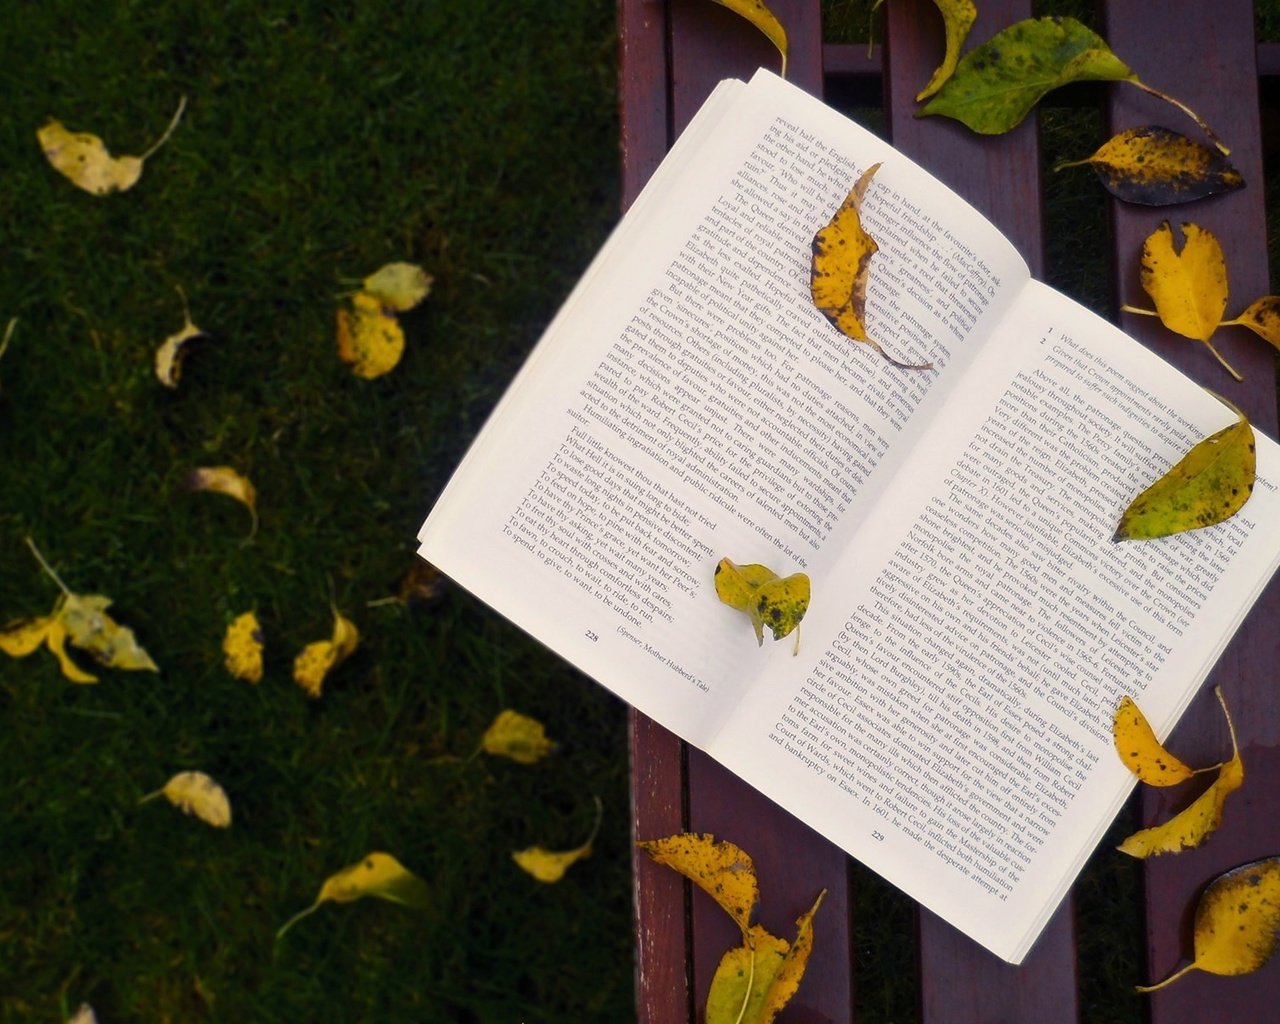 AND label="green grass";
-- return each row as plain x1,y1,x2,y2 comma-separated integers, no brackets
0,3,629,1022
